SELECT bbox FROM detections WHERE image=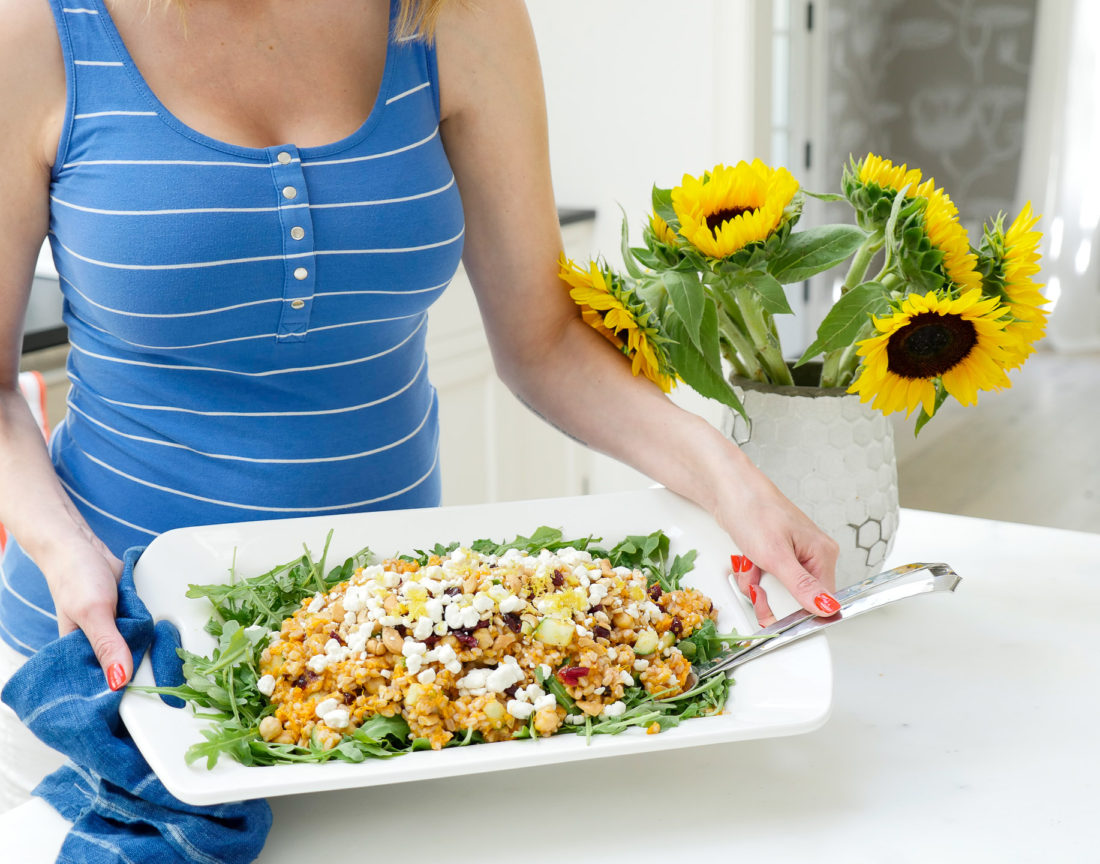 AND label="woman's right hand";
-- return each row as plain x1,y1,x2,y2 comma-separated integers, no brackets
39,533,128,690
